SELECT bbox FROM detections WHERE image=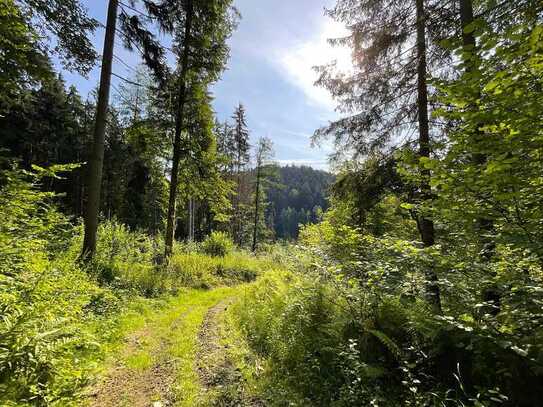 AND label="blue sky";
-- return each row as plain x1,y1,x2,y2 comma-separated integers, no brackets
58,0,351,170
